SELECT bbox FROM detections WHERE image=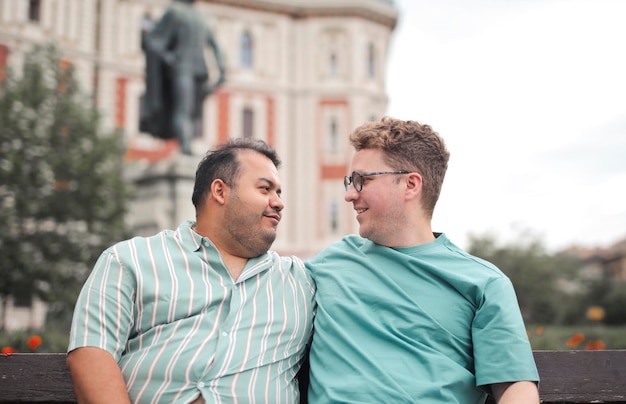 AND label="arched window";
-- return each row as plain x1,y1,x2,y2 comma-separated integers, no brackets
367,42,376,78
240,31,253,68
242,107,254,138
